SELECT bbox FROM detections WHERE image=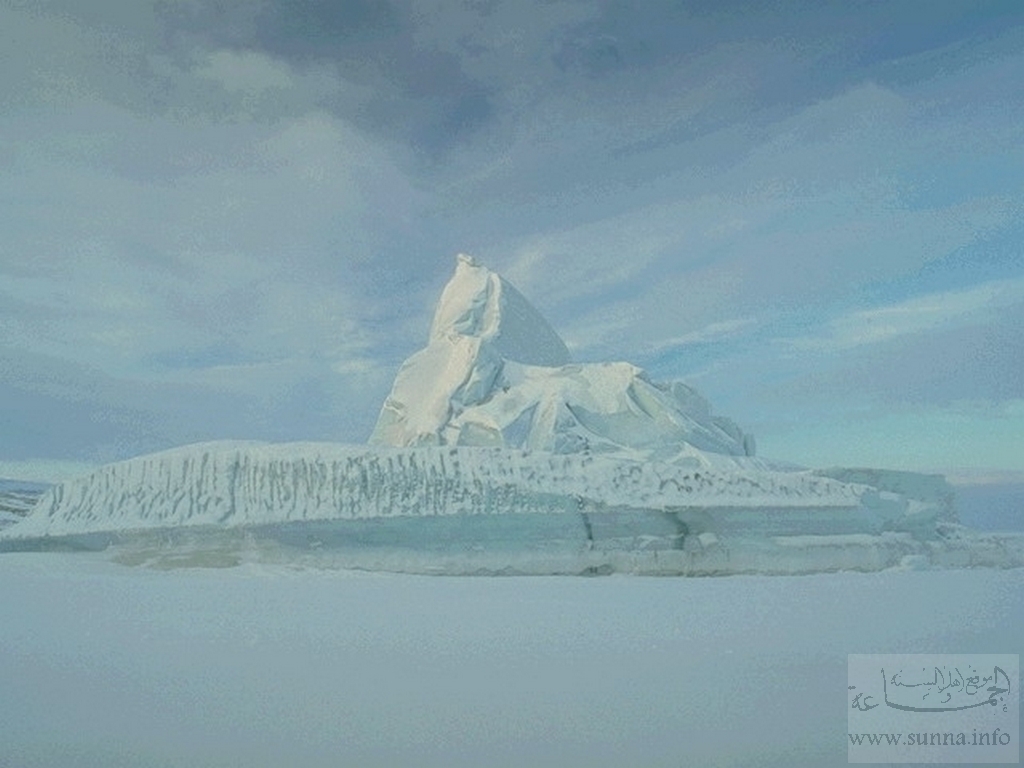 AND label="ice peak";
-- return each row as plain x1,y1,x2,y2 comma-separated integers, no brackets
371,254,755,459
428,254,571,366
